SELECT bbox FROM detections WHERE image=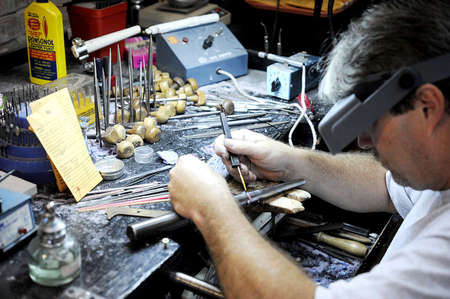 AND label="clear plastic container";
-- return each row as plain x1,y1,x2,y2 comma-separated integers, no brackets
134,146,154,164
